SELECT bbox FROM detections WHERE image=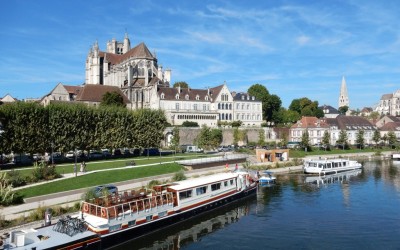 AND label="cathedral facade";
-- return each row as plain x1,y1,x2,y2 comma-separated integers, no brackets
85,33,263,127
